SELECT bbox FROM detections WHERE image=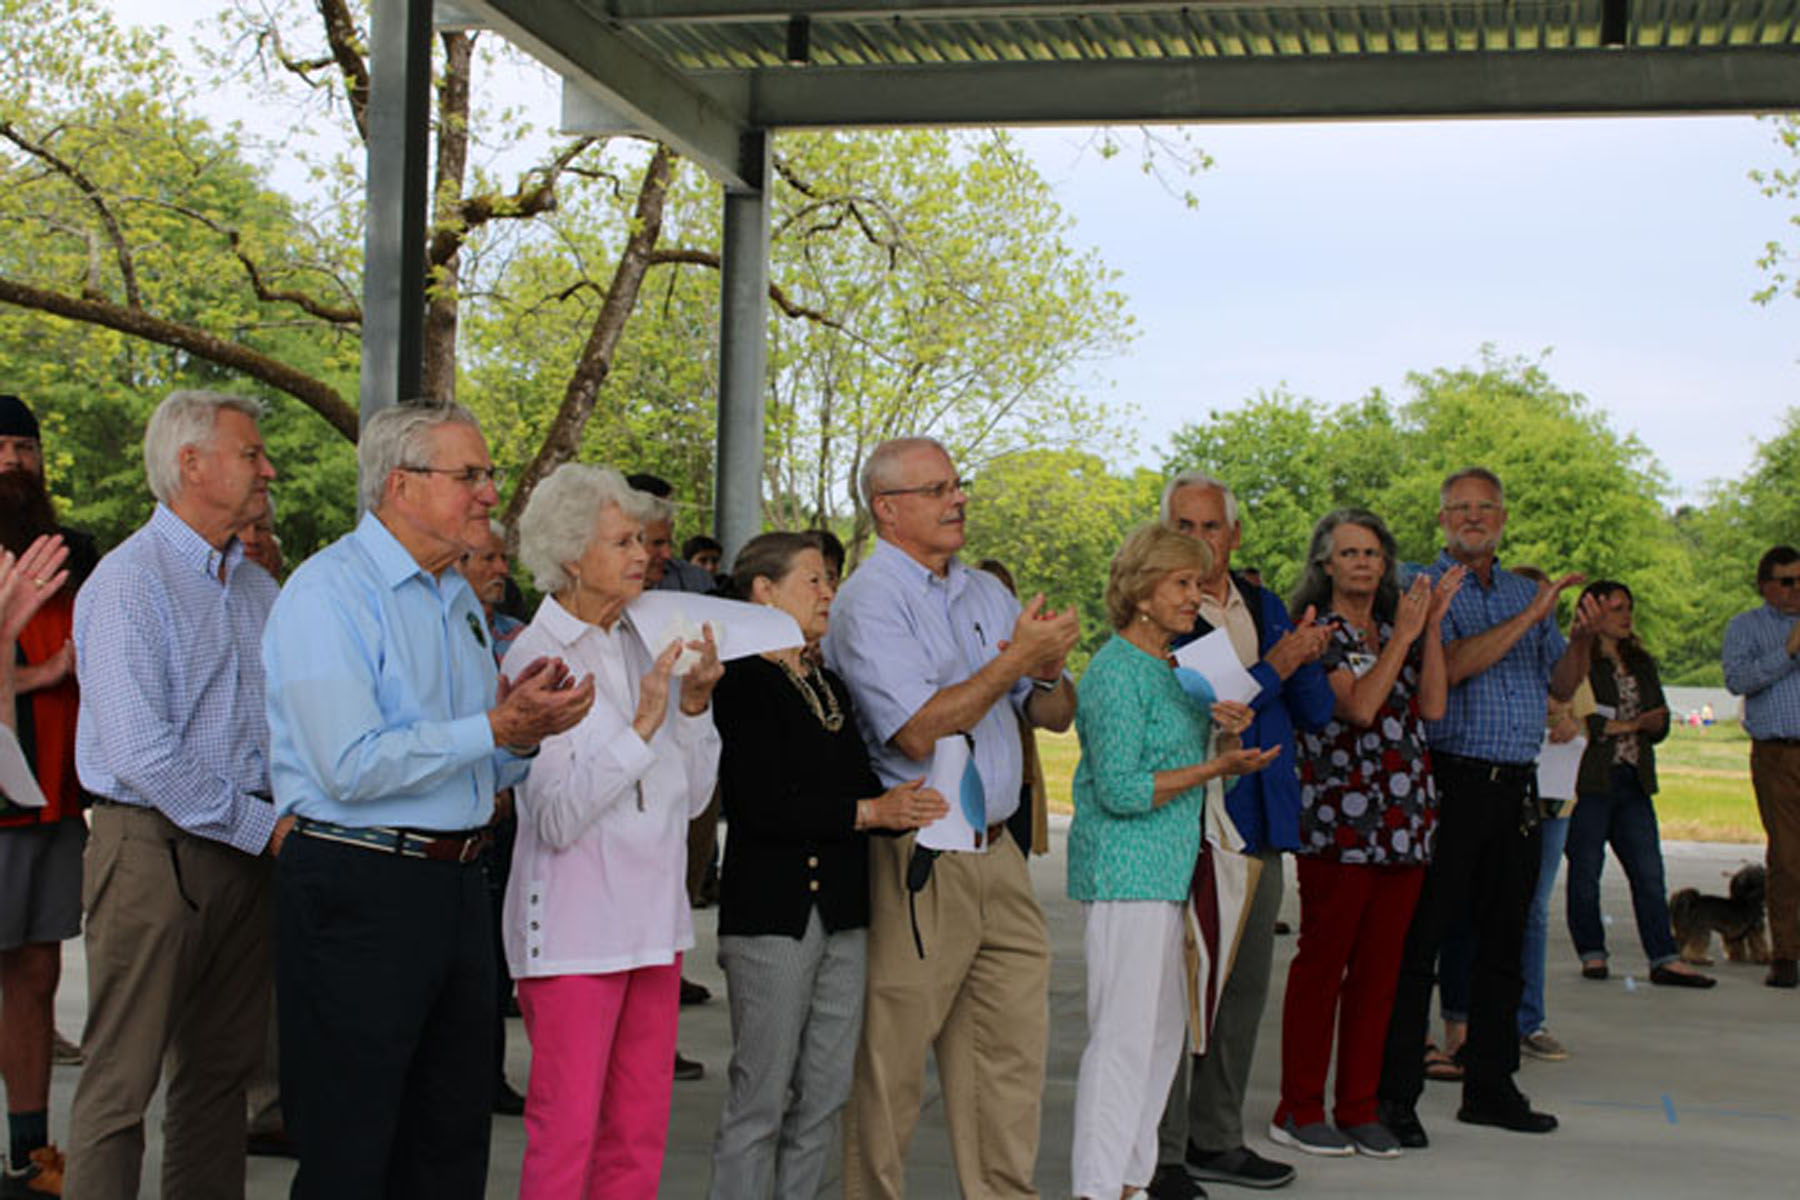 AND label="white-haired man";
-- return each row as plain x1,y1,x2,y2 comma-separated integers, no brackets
824,436,1078,1199
65,391,284,1199
263,402,594,1199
